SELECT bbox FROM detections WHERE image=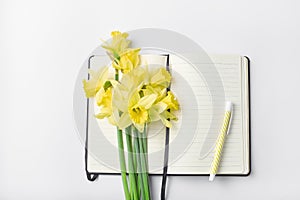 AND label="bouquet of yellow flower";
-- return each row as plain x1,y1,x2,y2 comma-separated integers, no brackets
83,31,180,200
